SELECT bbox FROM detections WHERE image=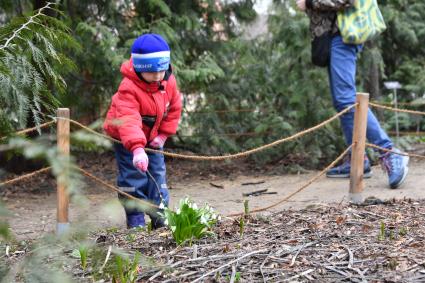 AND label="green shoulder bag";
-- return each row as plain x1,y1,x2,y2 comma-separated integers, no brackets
337,0,386,44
